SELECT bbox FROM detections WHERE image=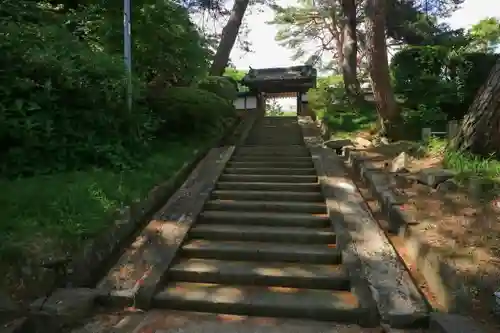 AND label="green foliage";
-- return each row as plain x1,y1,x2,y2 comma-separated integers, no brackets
322,100,377,138
224,68,248,91
0,139,203,266
307,75,344,118
391,45,499,121
224,68,247,81
307,75,376,138
198,76,238,101
270,1,339,68
0,0,227,296
72,0,210,86
0,0,214,178
468,17,500,52
401,104,447,140
265,99,284,116
424,136,500,183
148,87,237,135
446,52,499,114
385,0,466,46
0,7,157,177
391,45,452,108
